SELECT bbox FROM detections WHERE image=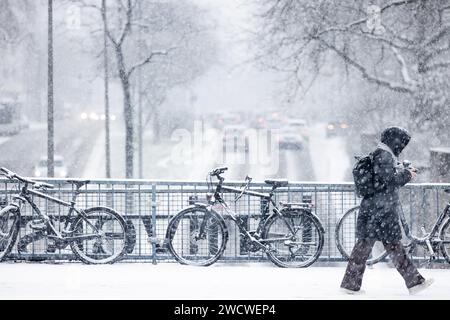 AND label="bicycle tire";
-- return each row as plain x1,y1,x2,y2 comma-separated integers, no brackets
166,206,228,266
263,209,324,268
335,206,389,265
439,218,450,264
0,206,20,261
70,206,128,264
